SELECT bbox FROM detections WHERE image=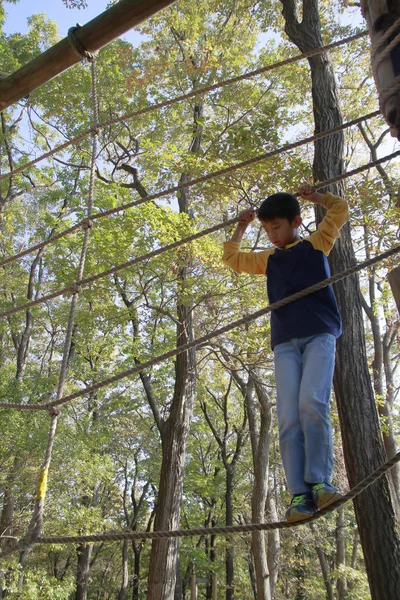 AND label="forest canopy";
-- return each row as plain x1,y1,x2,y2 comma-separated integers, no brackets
0,1,400,599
